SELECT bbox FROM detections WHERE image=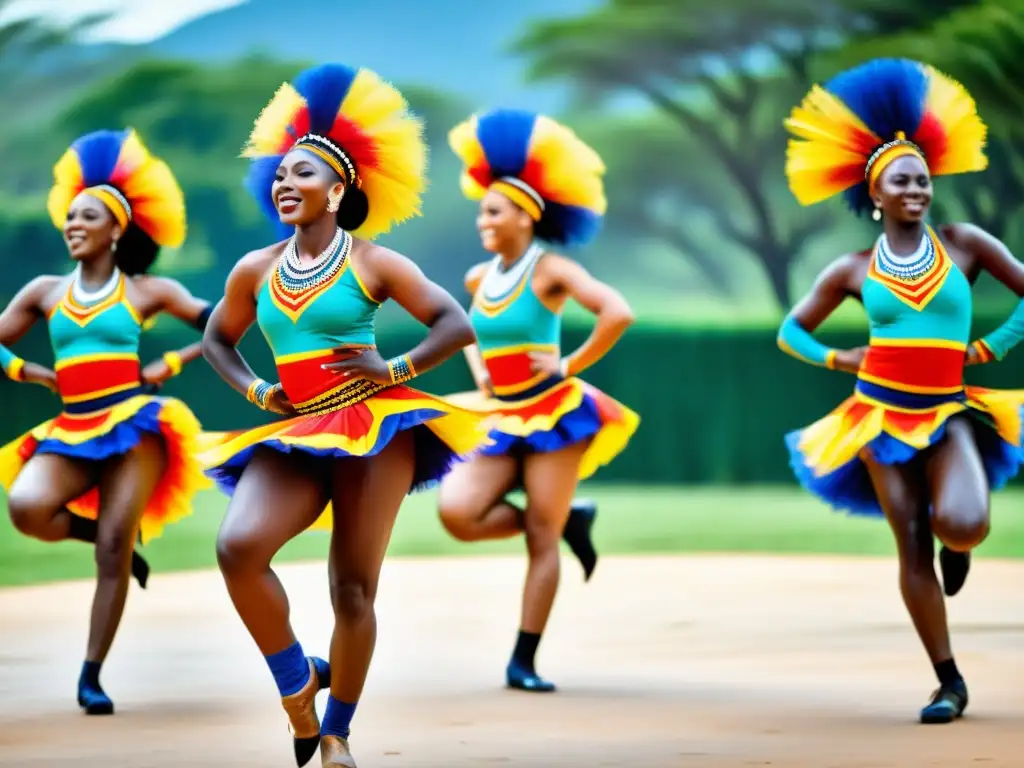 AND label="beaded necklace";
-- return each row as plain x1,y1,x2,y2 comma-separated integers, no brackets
276,227,350,292
875,230,934,283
